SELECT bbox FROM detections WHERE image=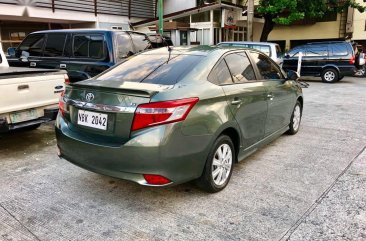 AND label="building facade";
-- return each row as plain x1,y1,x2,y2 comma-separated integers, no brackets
0,0,156,50
268,0,366,51
134,0,264,46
